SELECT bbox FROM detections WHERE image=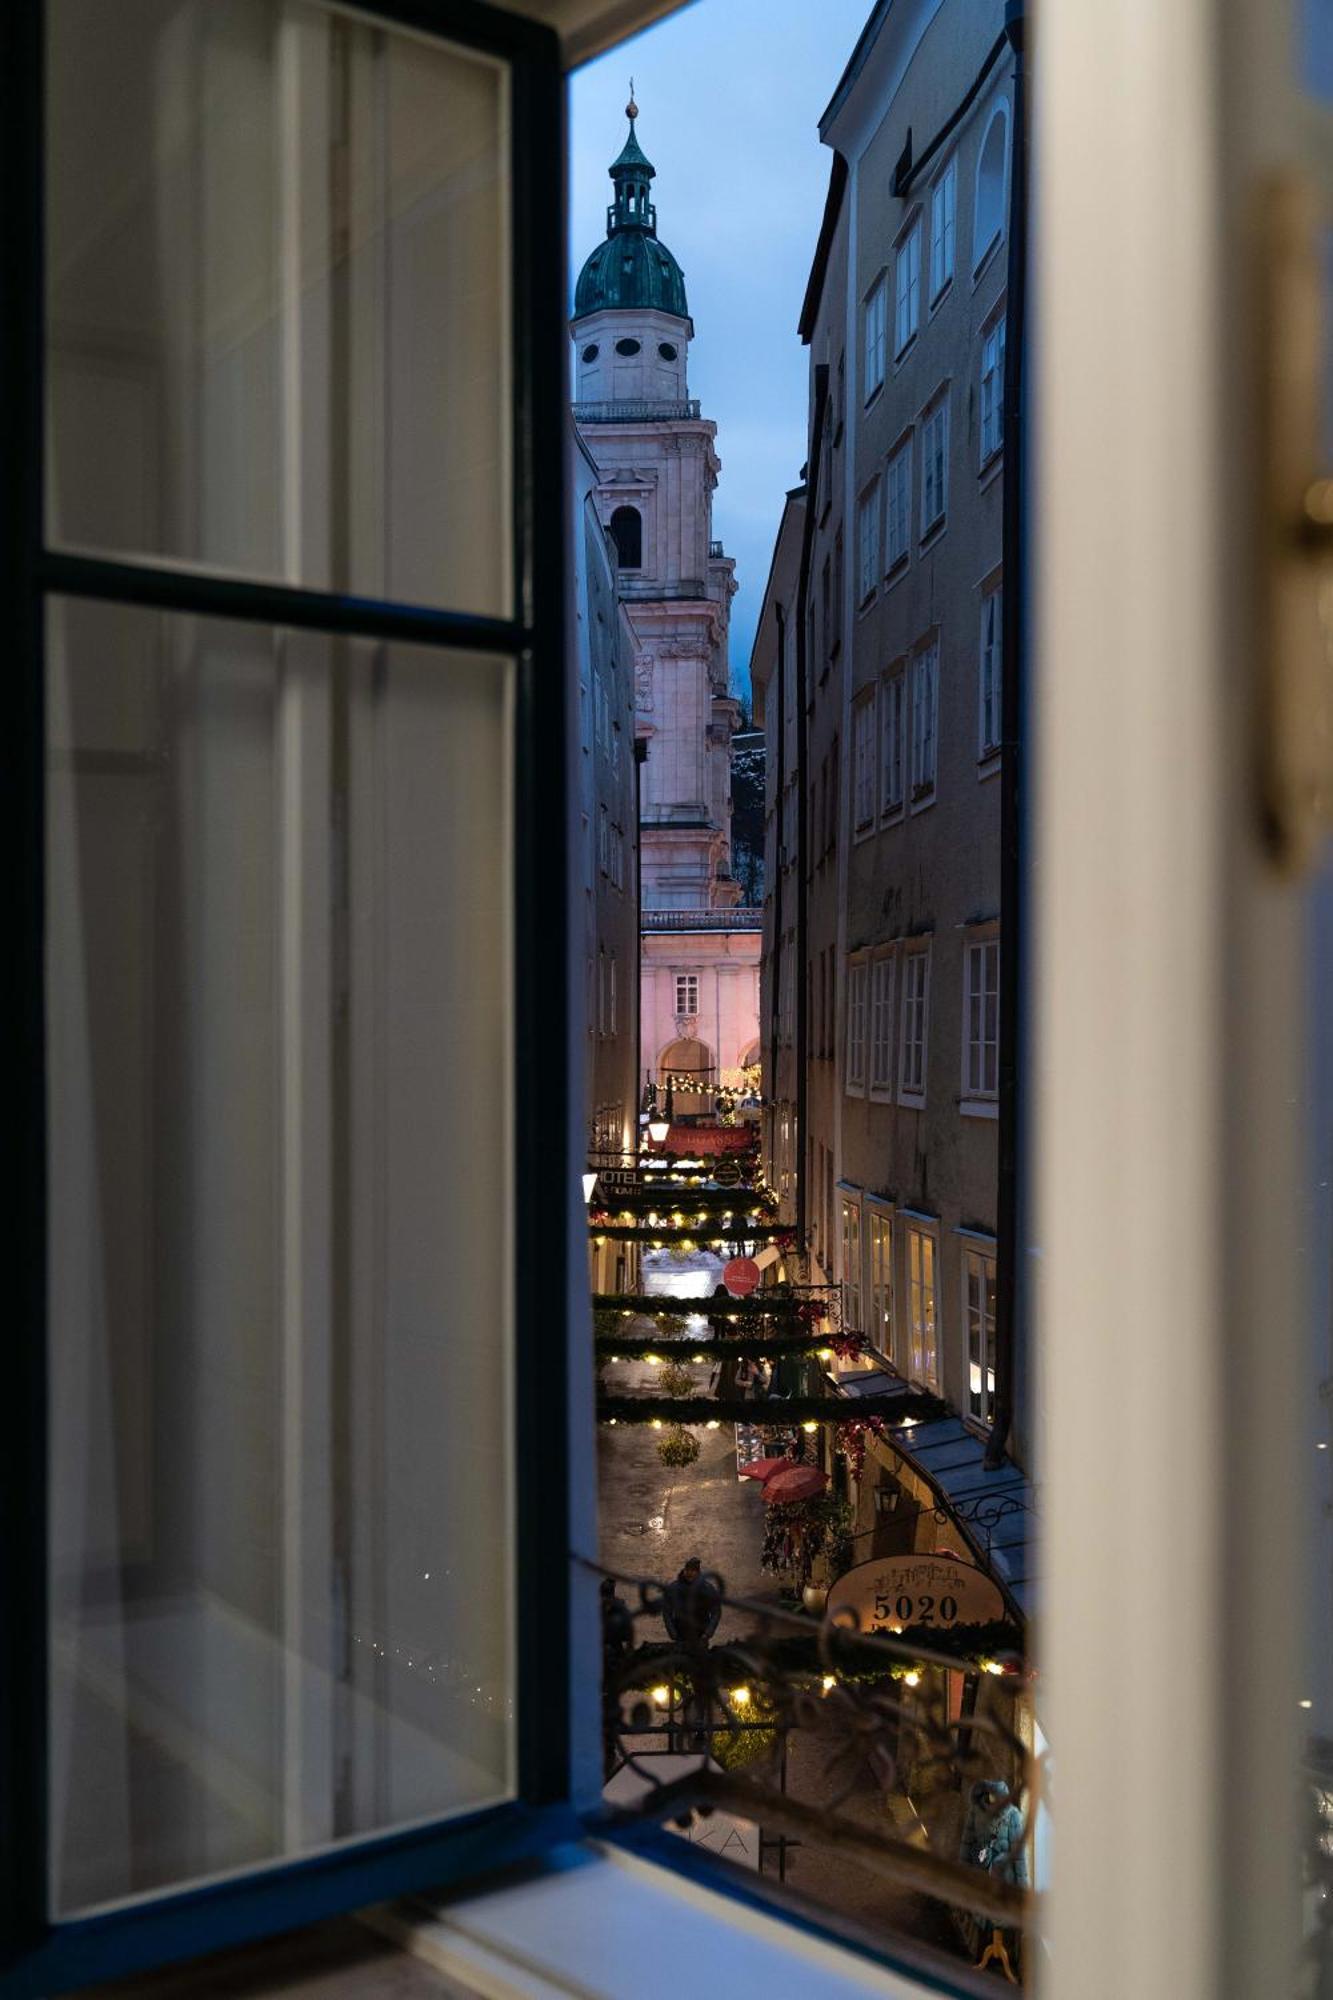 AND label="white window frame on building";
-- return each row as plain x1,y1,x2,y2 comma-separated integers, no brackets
899,944,931,1106
972,97,1010,275
903,1216,940,1391
920,389,950,539
960,1236,998,1429
979,575,1003,765
880,662,906,817
862,268,887,403
909,638,939,805
884,432,912,573
869,950,896,1098
674,971,699,1017
893,209,922,358
852,687,876,833
845,955,868,1094
980,308,1006,467
838,1187,863,1336
962,929,1000,1113
865,1201,896,1368
929,153,957,304
856,475,881,605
